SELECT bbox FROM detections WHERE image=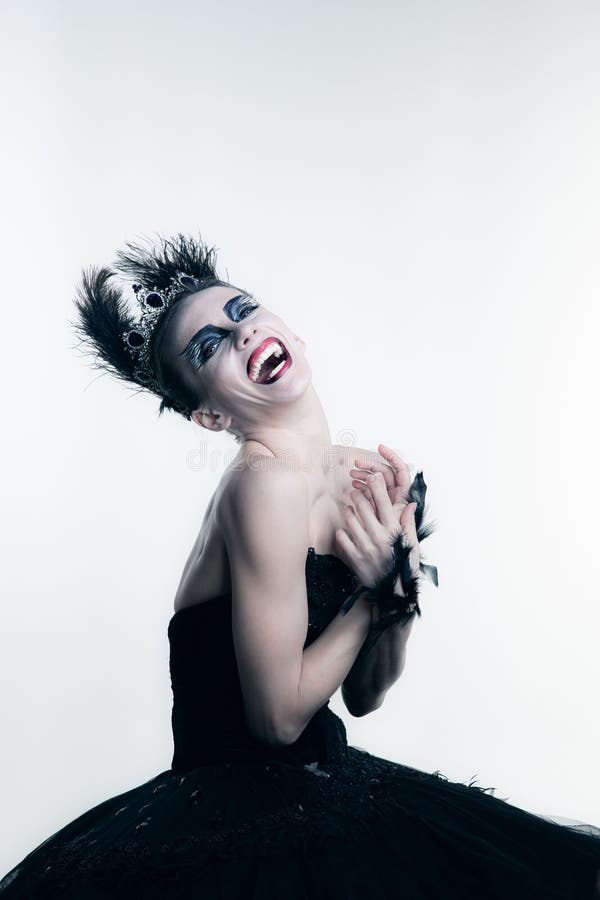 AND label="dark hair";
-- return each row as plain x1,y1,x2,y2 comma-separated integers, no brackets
72,232,236,421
